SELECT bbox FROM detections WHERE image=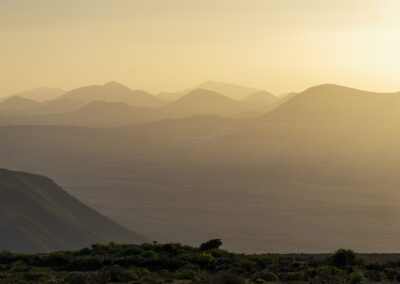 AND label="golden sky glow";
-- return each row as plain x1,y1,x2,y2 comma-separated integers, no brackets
1,0,400,96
